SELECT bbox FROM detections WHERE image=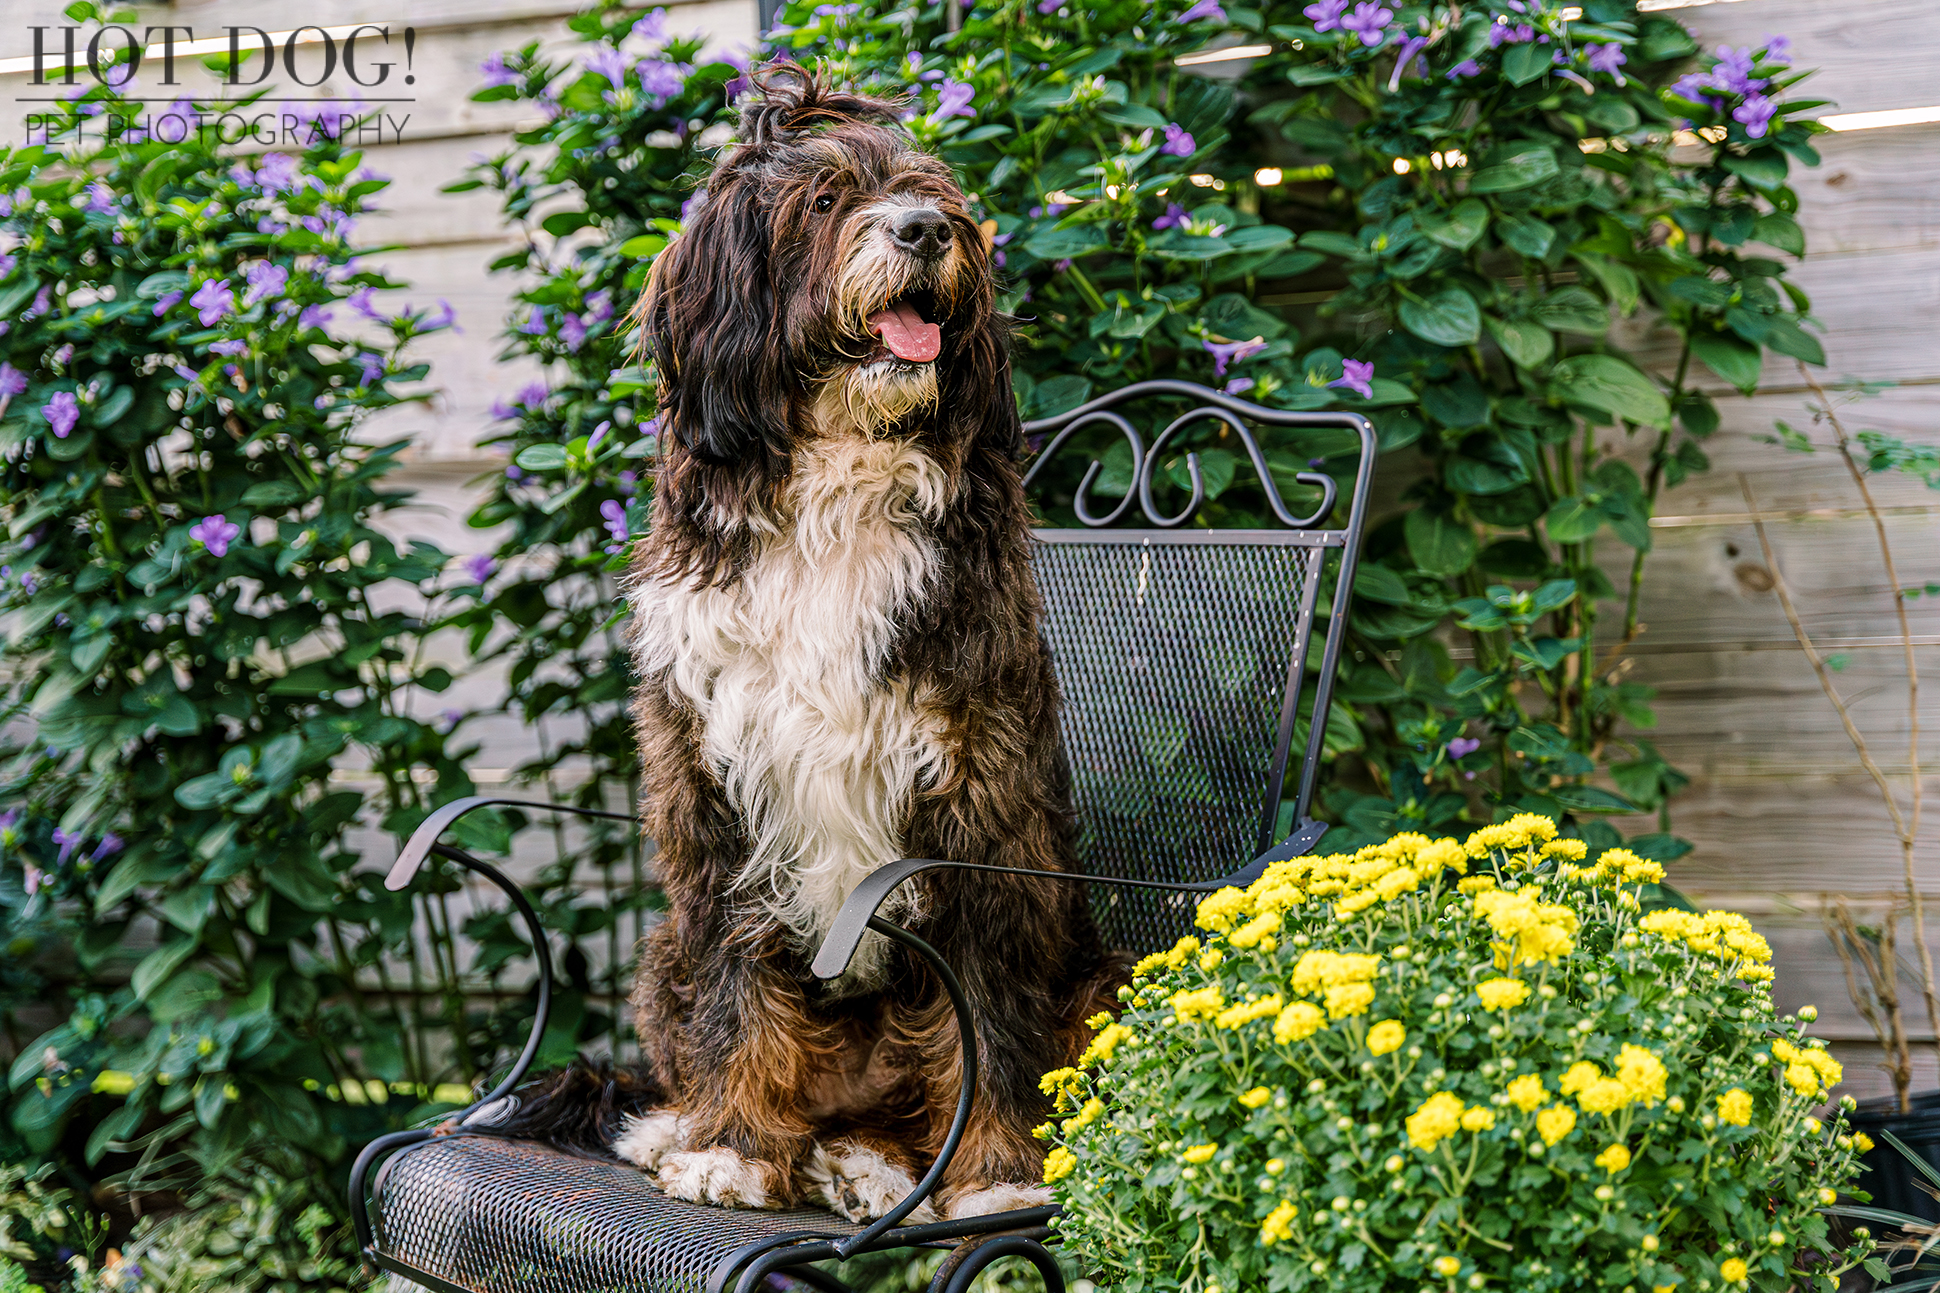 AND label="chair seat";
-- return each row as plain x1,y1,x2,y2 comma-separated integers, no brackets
373,1135,863,1293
